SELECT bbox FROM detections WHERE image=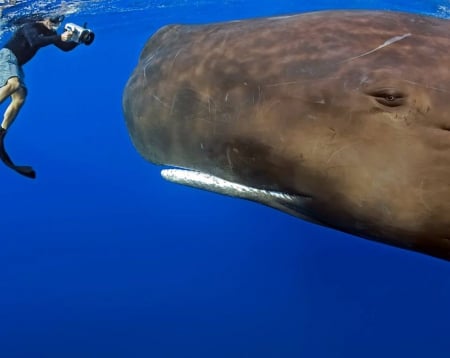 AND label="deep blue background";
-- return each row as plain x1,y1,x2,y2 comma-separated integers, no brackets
0,1,449,357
